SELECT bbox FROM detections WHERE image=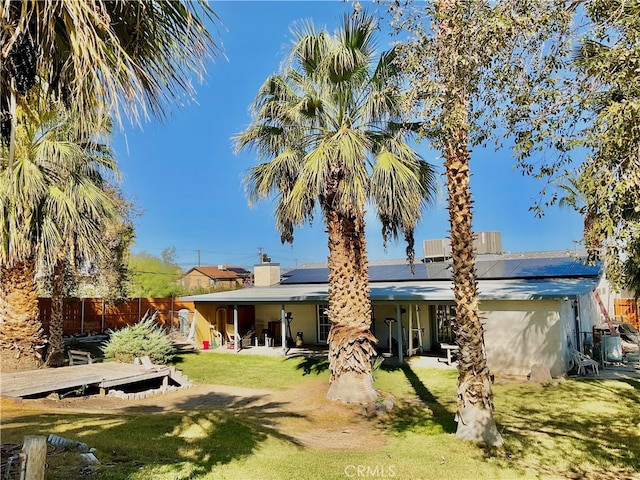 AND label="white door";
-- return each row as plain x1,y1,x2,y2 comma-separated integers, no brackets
317,304,330,344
